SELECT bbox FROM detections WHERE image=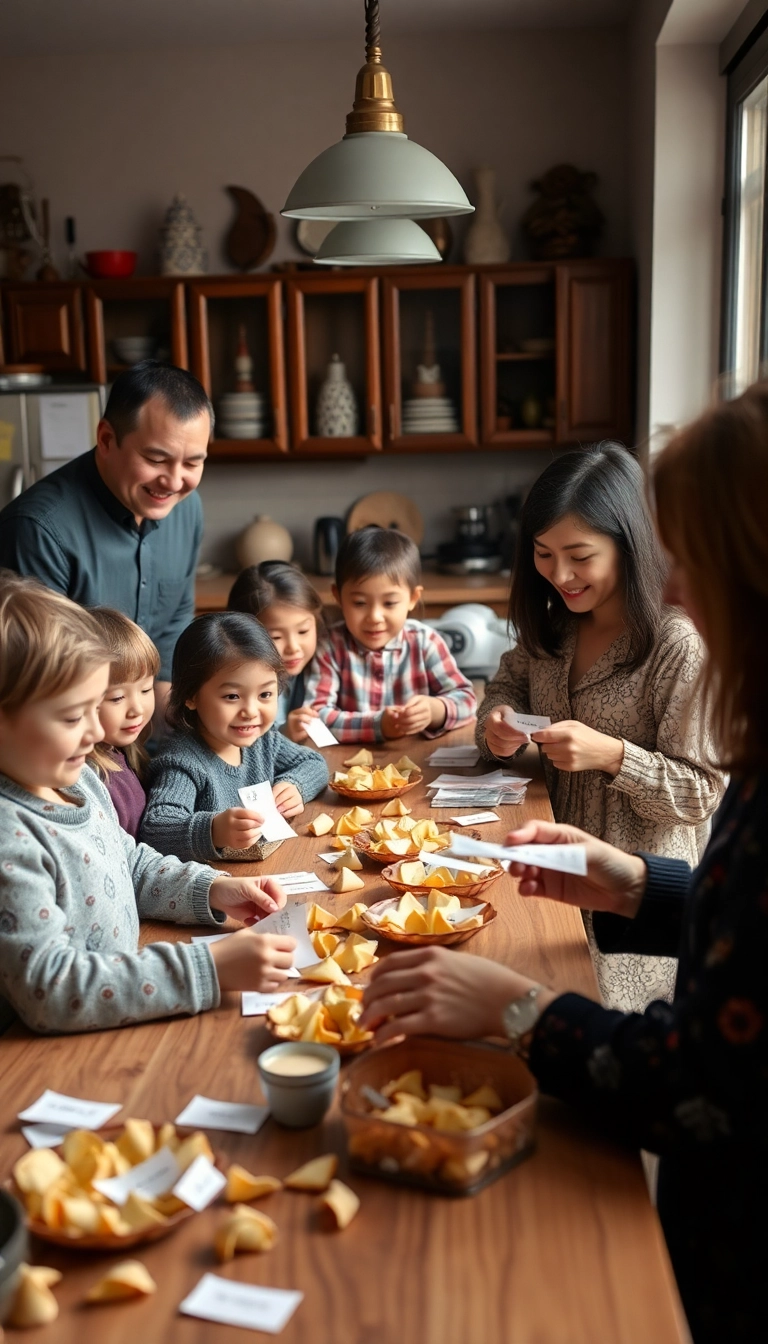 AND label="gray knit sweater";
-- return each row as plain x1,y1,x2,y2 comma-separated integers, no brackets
141,726,329,862
0,768,223,1035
